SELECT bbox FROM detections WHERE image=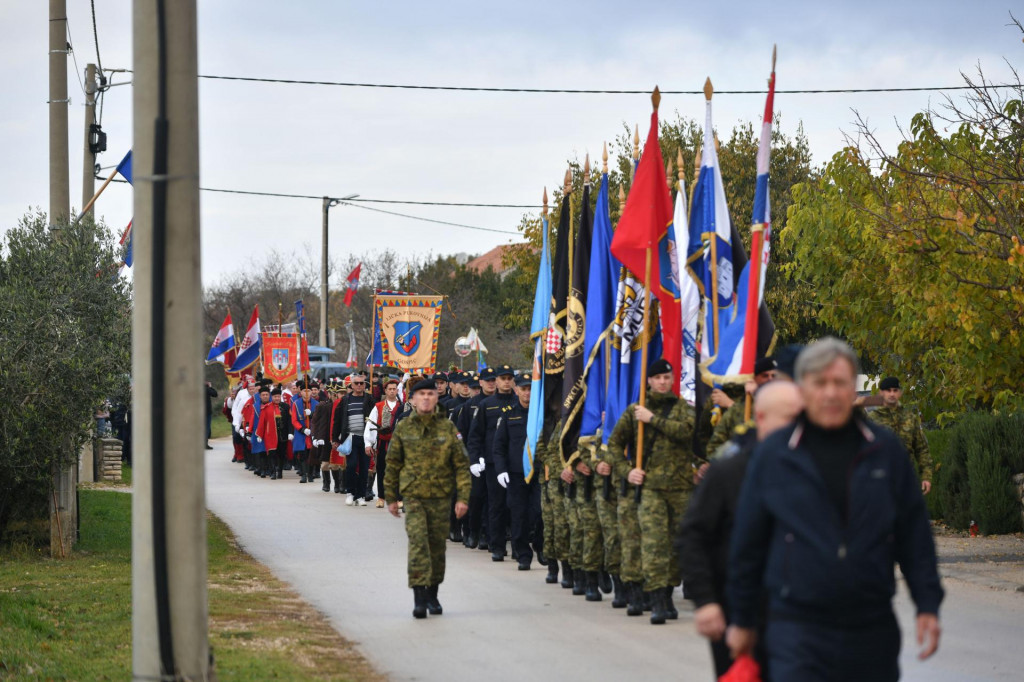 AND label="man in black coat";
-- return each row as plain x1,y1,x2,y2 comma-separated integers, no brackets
493,374,541,570
677,381,803,679
331,373,375,505
460,369,495,549
726,338,943,682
